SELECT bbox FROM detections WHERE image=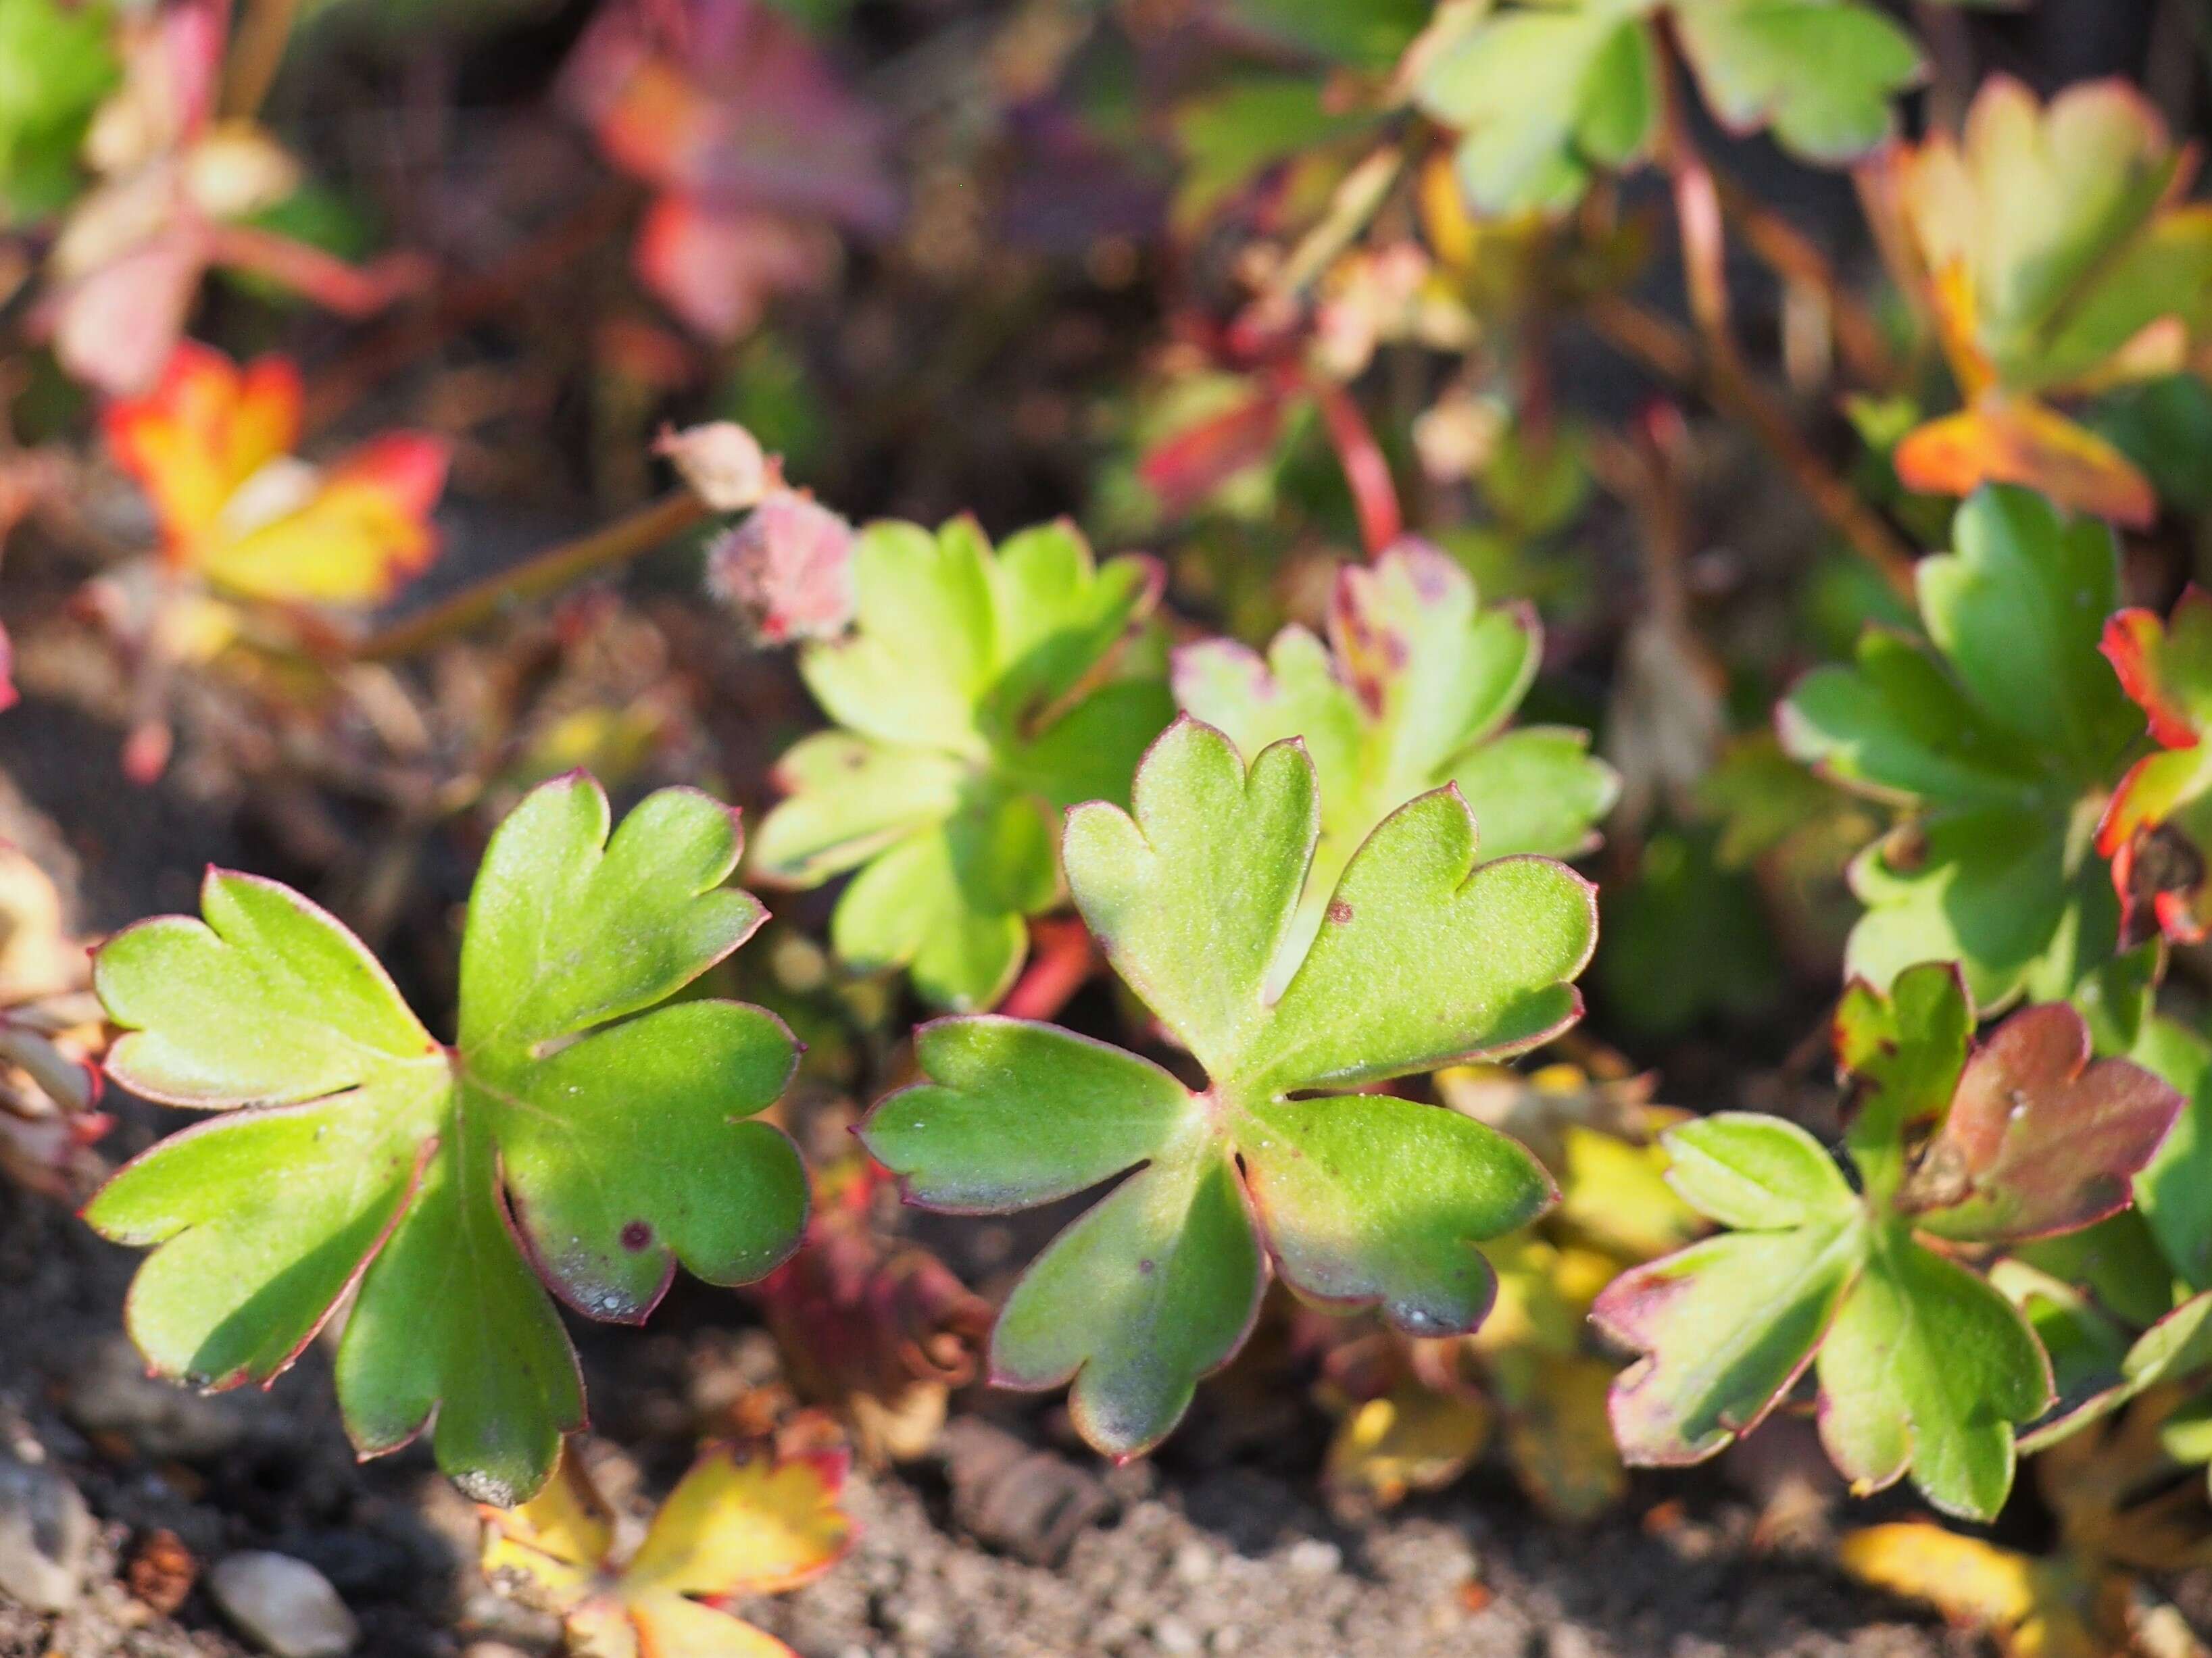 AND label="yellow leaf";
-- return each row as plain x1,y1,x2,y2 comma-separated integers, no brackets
199,433,449,605
105,343,301,556
481,1441,852,1657
629,1589,797,1658
479,1453,616,1611
104,343,449,605
1502,1352,1626,1522
1838,1524,2104,1658
1556,1125,1701,1261
624,1446,854,1601
1325,1384,1491,1507
1893,396,2157,528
